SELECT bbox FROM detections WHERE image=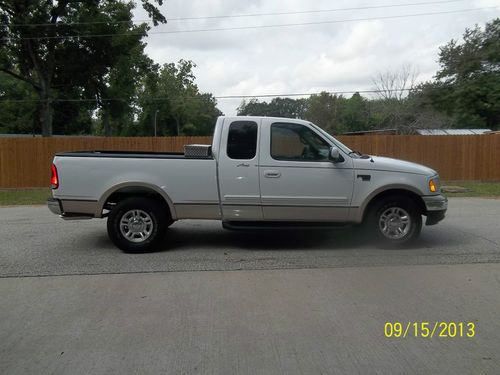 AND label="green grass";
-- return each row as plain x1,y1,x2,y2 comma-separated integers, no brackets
0,188,51,206
442,181,500,198
0,182,499,206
